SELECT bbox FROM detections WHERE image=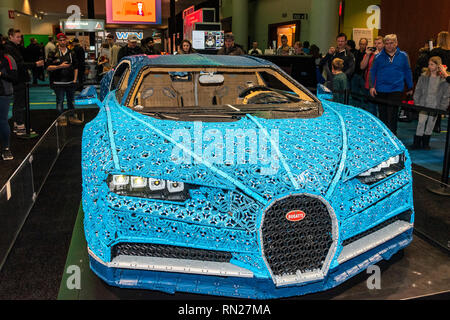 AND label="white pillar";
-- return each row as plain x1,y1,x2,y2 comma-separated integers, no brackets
308,0,341,54
0,0,31,35
232,0,249,51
